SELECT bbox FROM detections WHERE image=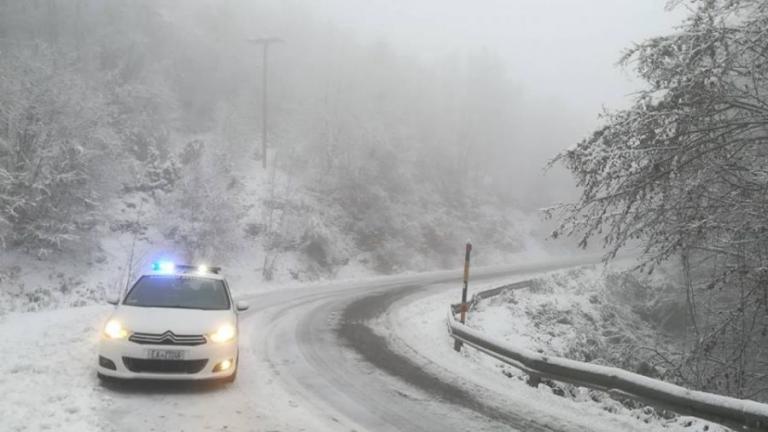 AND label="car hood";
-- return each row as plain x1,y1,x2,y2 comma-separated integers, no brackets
113,305,235,335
